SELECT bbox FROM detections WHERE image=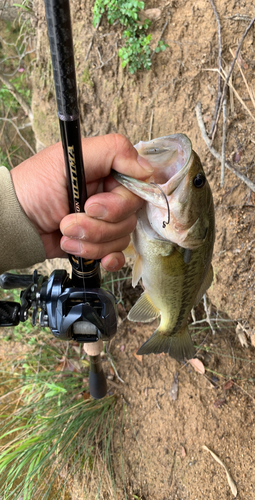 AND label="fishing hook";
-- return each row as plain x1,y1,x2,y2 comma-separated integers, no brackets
150,182,170,228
